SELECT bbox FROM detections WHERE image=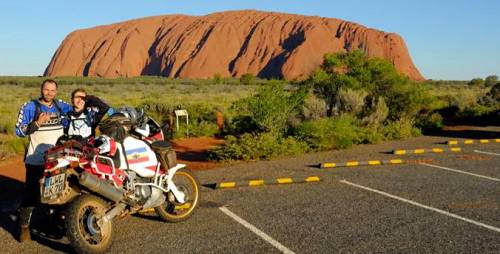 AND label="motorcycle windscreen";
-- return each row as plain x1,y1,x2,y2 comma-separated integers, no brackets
123,136,159,177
